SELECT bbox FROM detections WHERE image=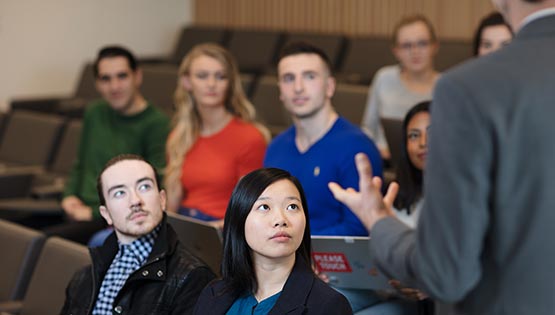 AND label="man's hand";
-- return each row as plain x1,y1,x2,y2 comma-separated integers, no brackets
61,195,93,221
328,153,397,231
